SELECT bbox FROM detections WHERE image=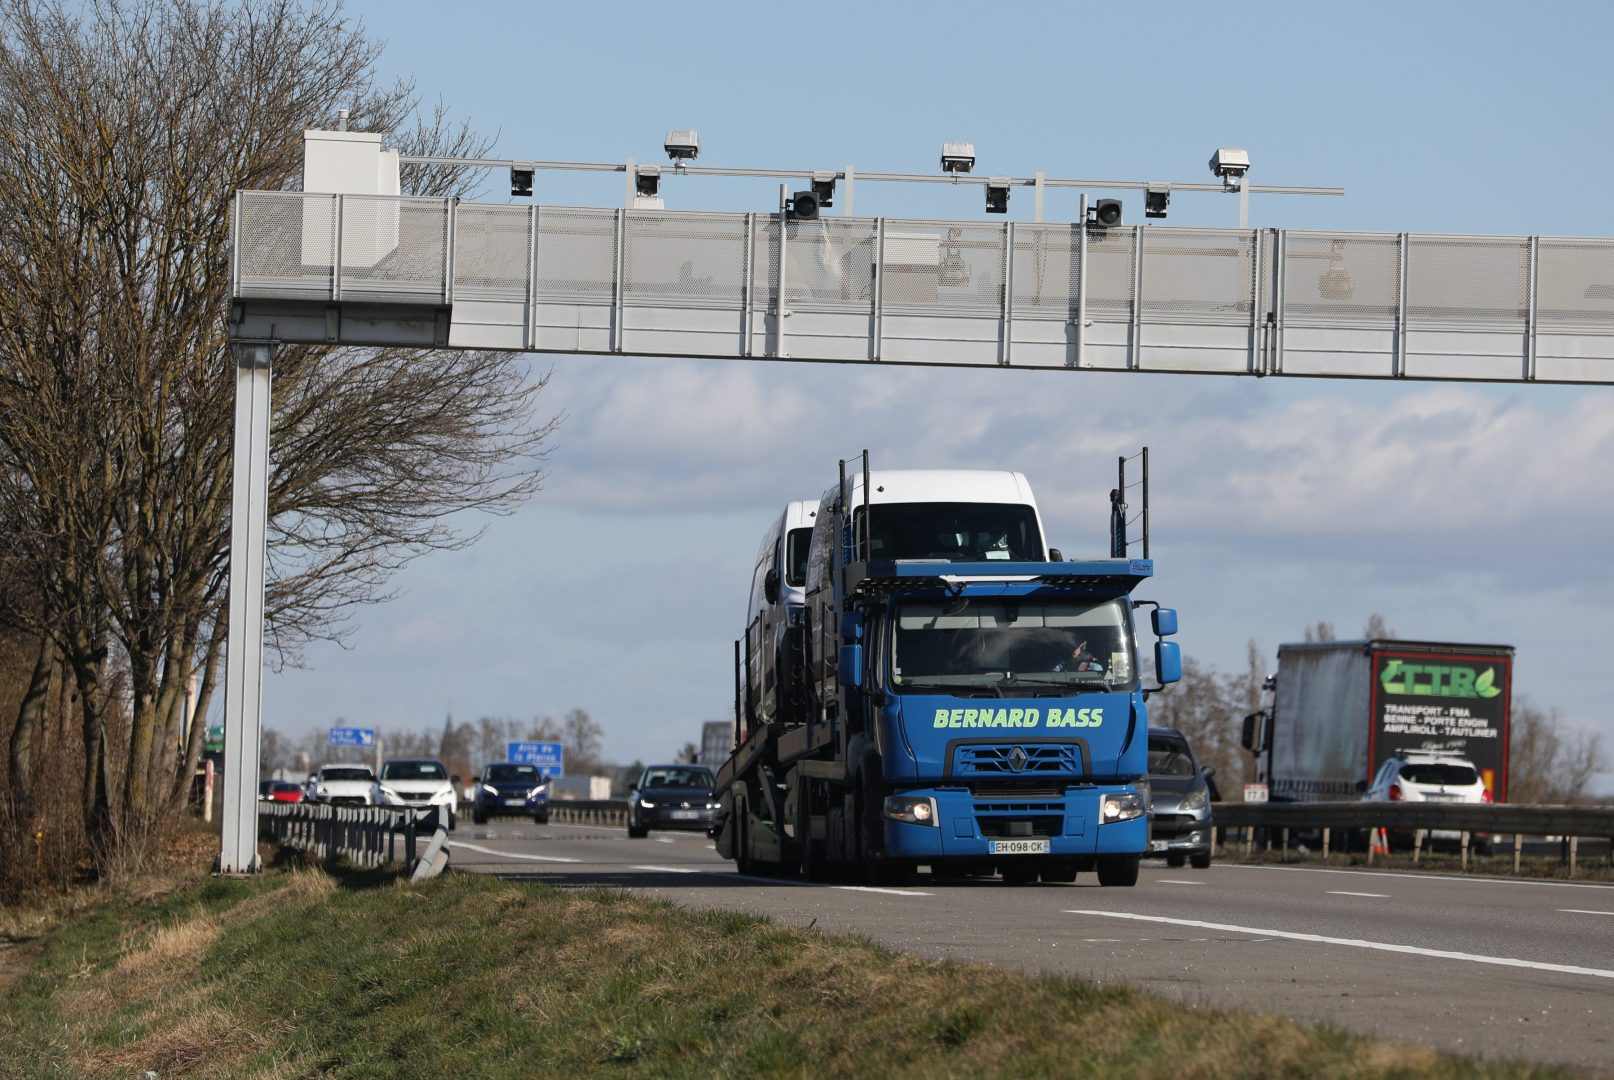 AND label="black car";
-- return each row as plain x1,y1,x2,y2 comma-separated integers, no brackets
1146,726,1215,869
627,764,719,838
472,763,551,825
